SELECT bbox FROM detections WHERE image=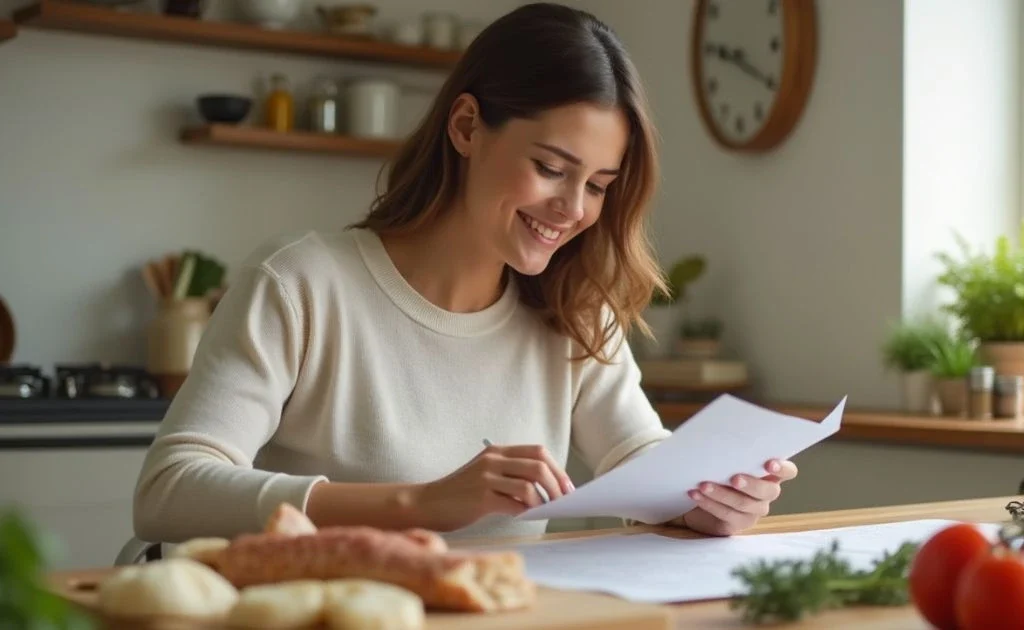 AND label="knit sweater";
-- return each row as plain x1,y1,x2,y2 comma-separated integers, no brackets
133,228,671,543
